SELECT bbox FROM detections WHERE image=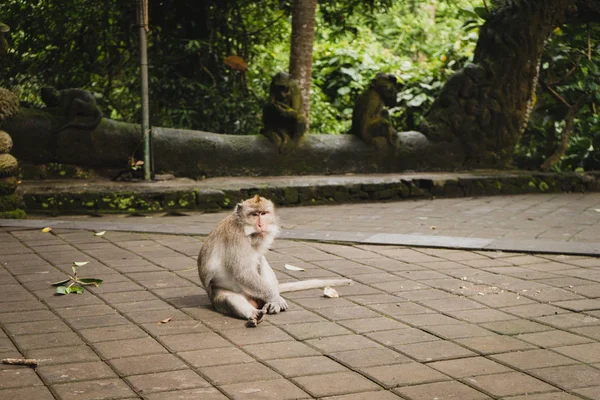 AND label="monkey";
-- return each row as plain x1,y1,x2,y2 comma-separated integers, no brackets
349,73,400,147
41,87,102,133
260,72,306,154
197,195,352,327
